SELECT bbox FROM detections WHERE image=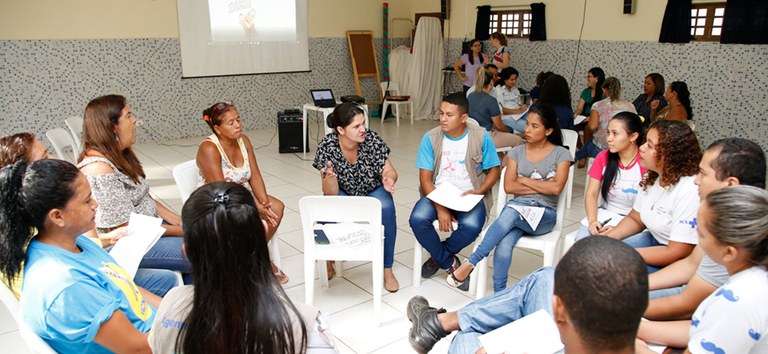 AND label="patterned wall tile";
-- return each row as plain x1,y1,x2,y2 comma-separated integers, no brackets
1,37,766,151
